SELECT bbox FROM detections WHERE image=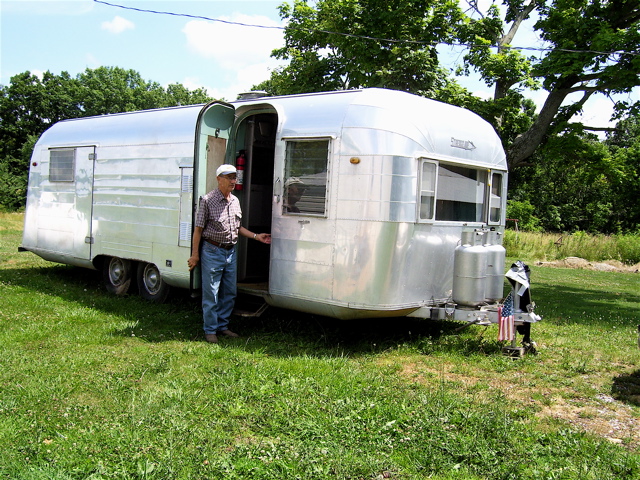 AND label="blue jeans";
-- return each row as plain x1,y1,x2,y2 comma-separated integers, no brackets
200,241,237,334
